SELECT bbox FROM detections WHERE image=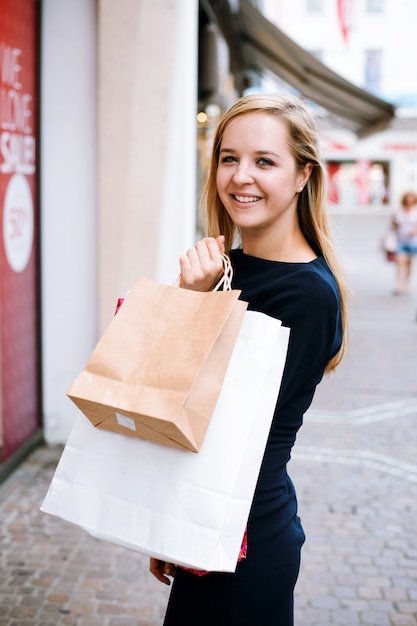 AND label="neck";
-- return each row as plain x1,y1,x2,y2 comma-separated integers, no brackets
241,225,317,263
